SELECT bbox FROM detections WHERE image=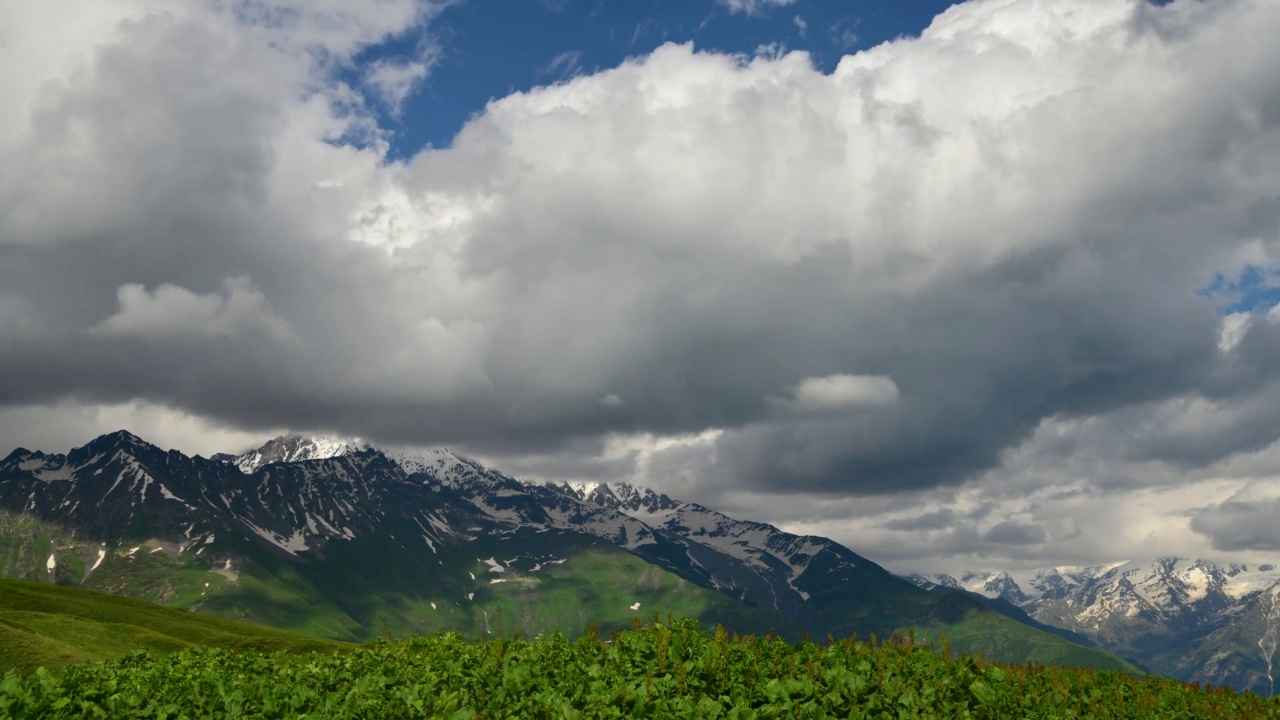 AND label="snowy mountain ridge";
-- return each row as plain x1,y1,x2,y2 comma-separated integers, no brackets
909,558,1280,611
2,432,875,616
905,558,1280,695
231,434,495,490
